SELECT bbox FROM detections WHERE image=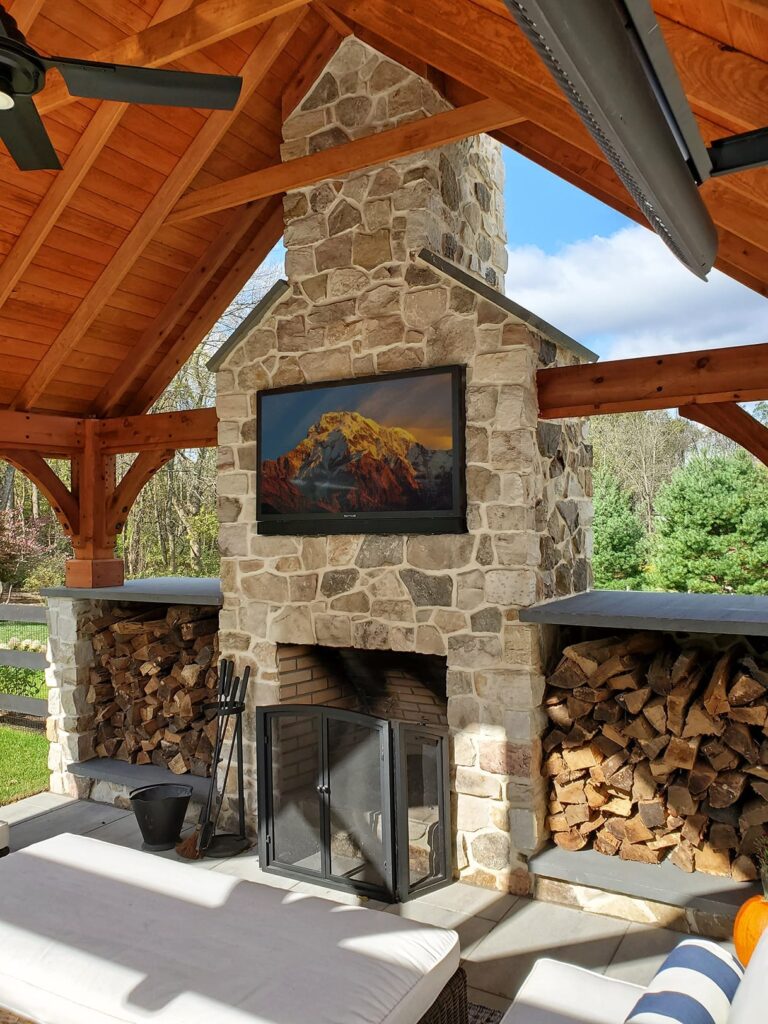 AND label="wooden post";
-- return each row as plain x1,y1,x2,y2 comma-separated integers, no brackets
0,408,217,588
67,420,124,588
